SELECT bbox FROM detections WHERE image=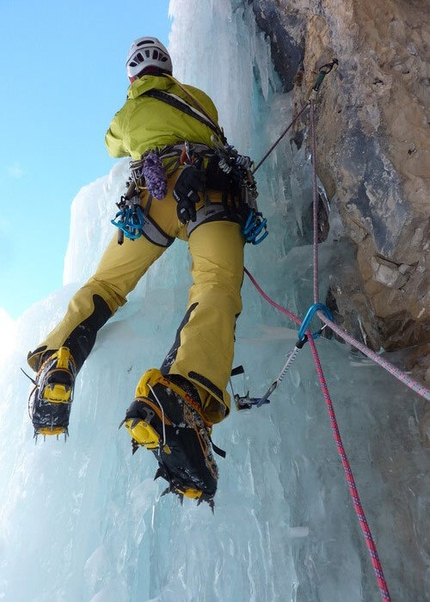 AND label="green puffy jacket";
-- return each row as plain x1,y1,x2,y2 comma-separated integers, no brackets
105,74,221,160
